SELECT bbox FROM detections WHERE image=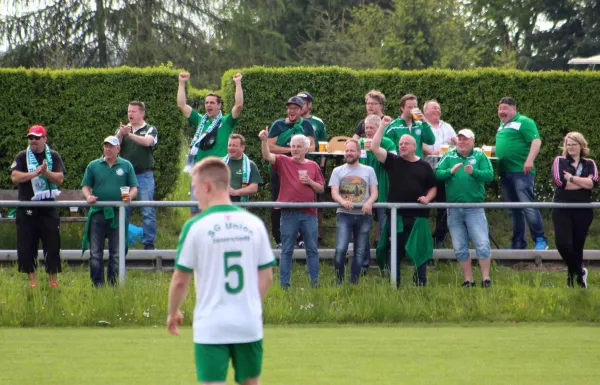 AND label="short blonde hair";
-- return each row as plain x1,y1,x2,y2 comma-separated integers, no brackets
365,90,386,107
192,157,230,190
345,138,361,151
562,131,590,157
